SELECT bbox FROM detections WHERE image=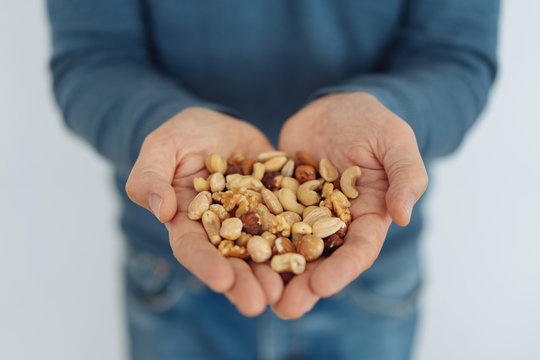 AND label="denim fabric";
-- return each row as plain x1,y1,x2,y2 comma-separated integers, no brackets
124,238,421,360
